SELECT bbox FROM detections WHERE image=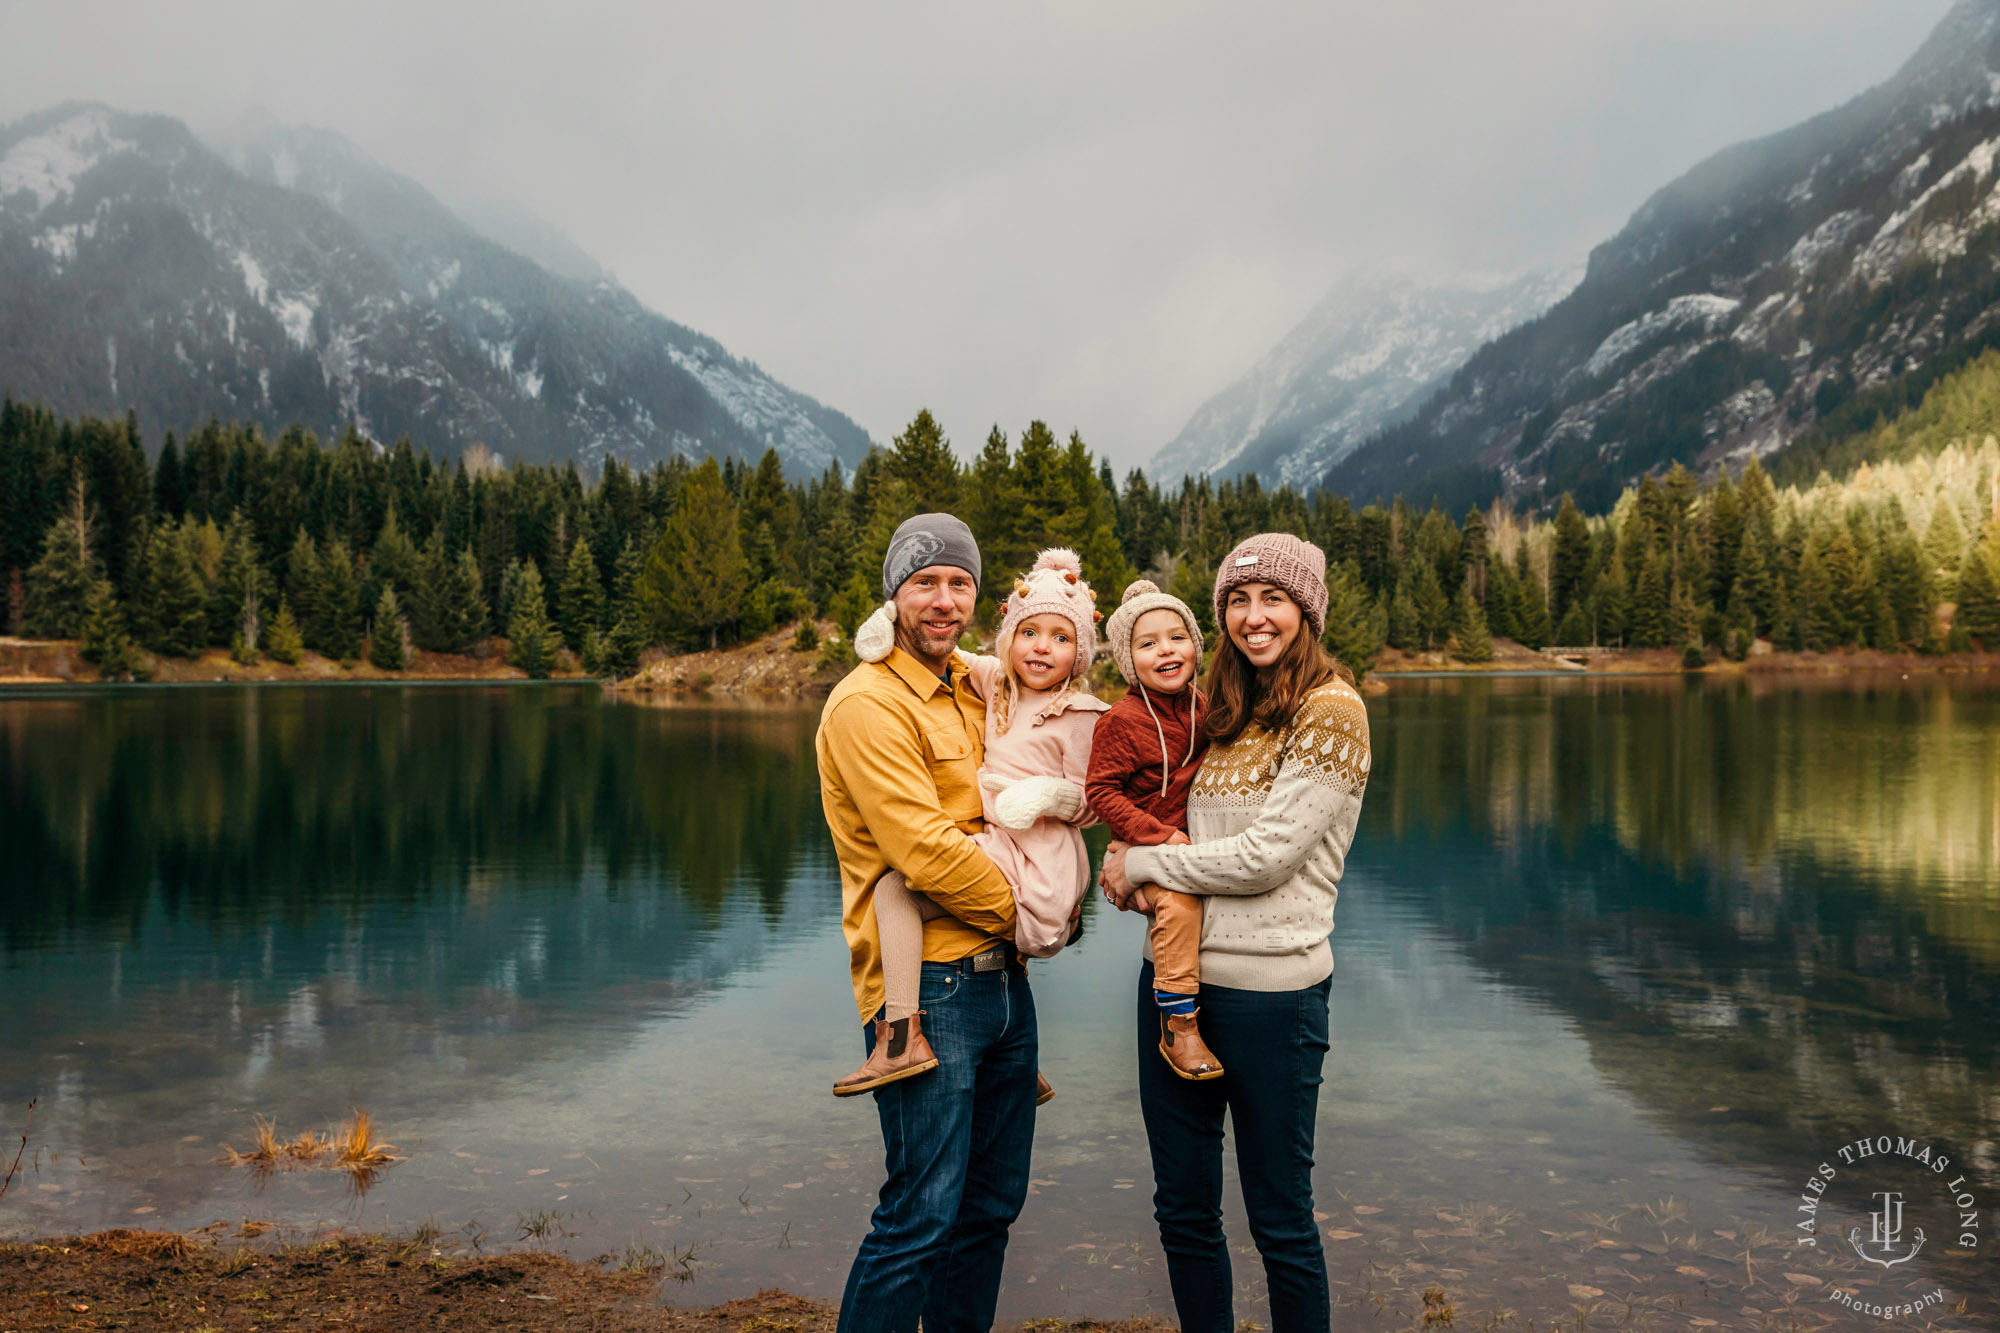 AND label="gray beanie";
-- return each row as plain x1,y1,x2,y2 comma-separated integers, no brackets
882,513,982,598
1104,579,1203,684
